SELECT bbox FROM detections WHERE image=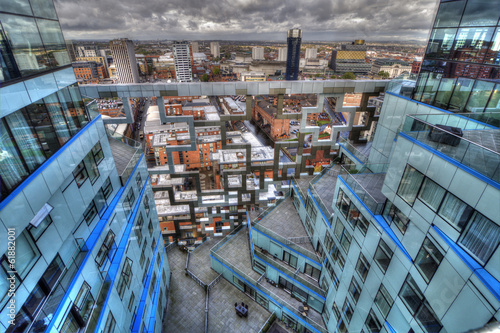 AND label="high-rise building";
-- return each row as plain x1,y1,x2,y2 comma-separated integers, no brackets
210,42,220,59
286,28,302,80
76,45,98,58
65,40,77,62
173,41,193,82
192,41,200,53
329,39,371,74
0,3,170,332
277,47,287,61
252,47,265,60
109,38,140,83
305,48,317,59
